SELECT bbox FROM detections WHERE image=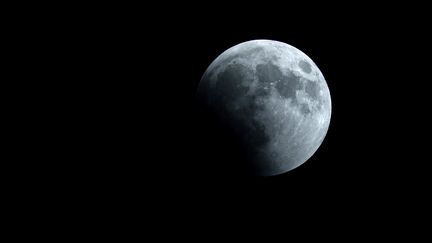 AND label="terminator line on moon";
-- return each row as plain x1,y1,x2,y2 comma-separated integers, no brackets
197,40,331,176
